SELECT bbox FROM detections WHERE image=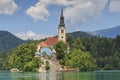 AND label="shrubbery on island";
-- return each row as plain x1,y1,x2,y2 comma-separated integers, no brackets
7,41,41,72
